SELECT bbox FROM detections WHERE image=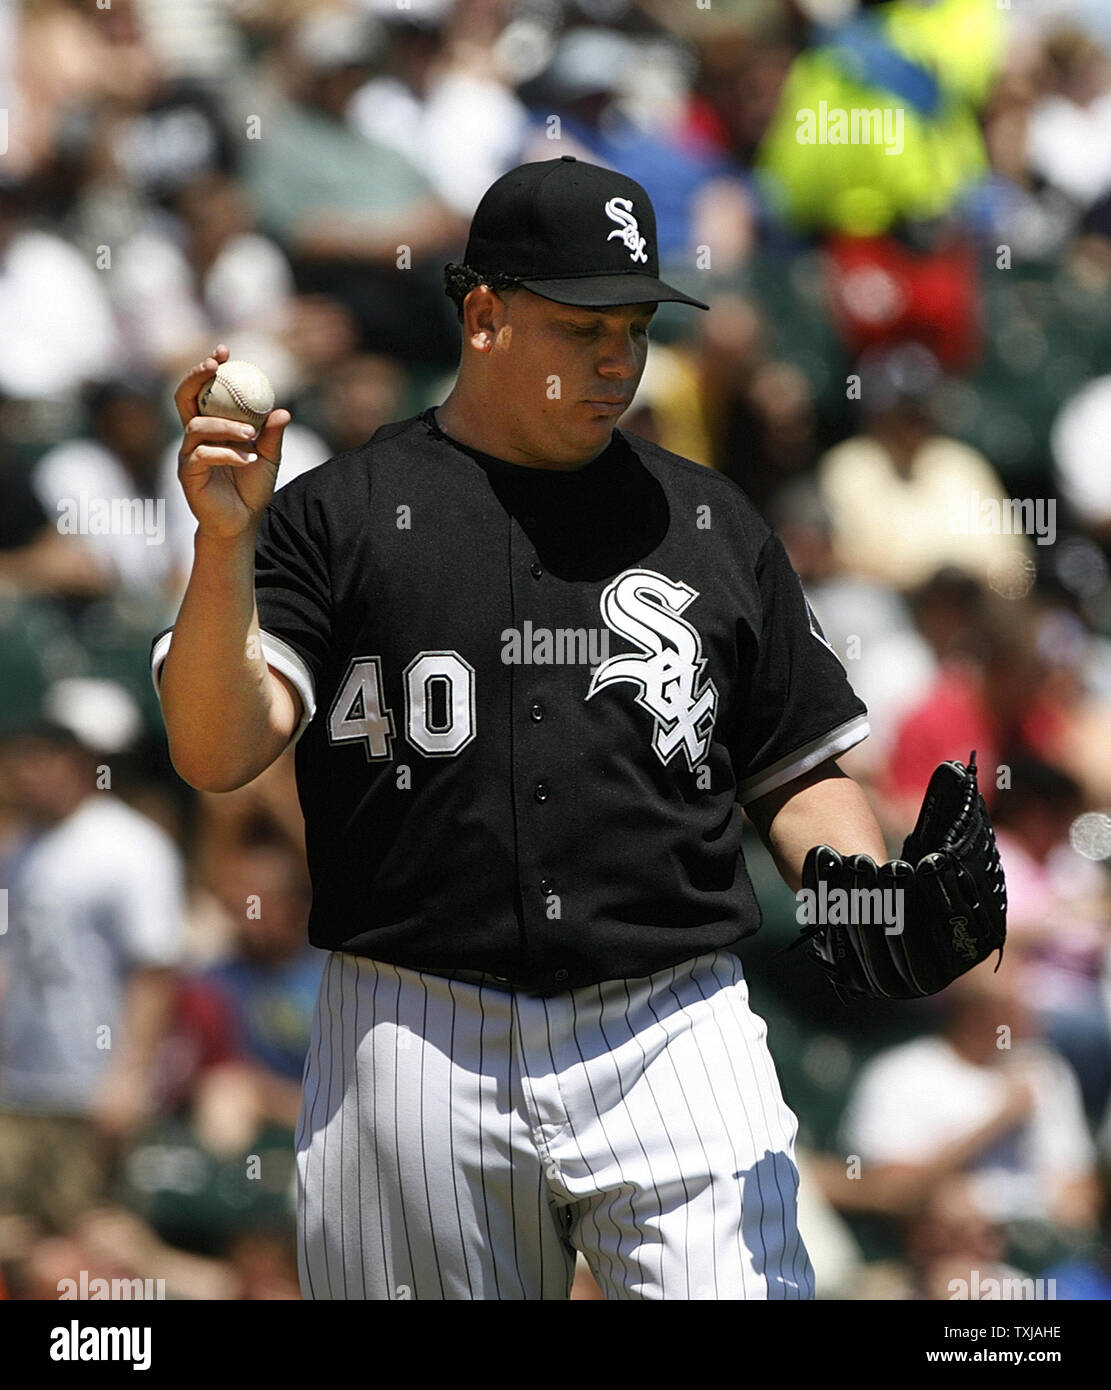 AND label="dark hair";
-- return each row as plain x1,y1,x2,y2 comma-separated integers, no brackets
443,262,521,322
